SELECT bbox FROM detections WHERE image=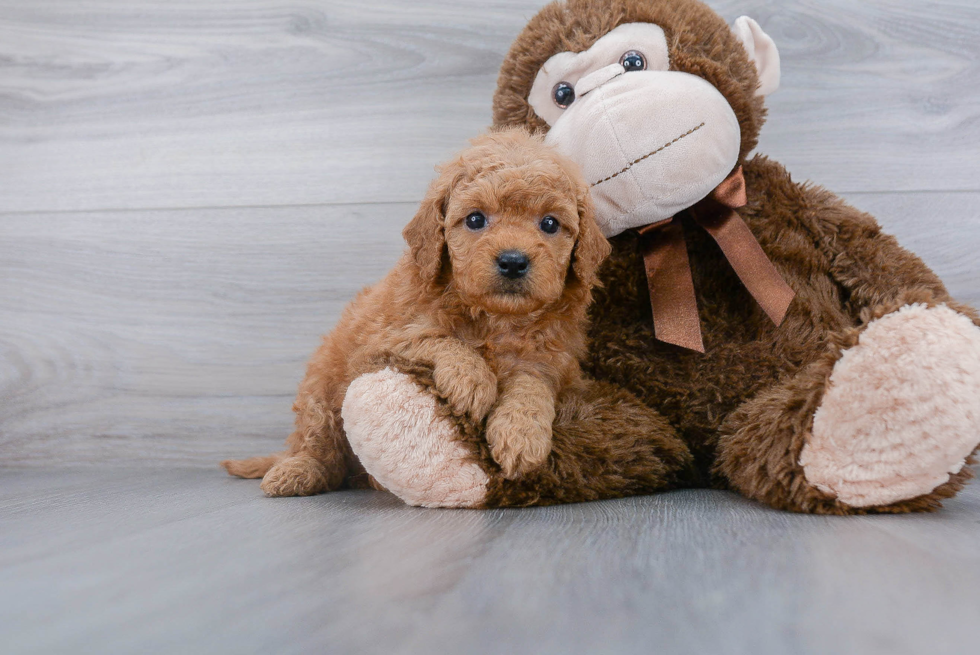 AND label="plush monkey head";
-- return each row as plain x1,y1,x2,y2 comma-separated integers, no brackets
492,0,780,237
